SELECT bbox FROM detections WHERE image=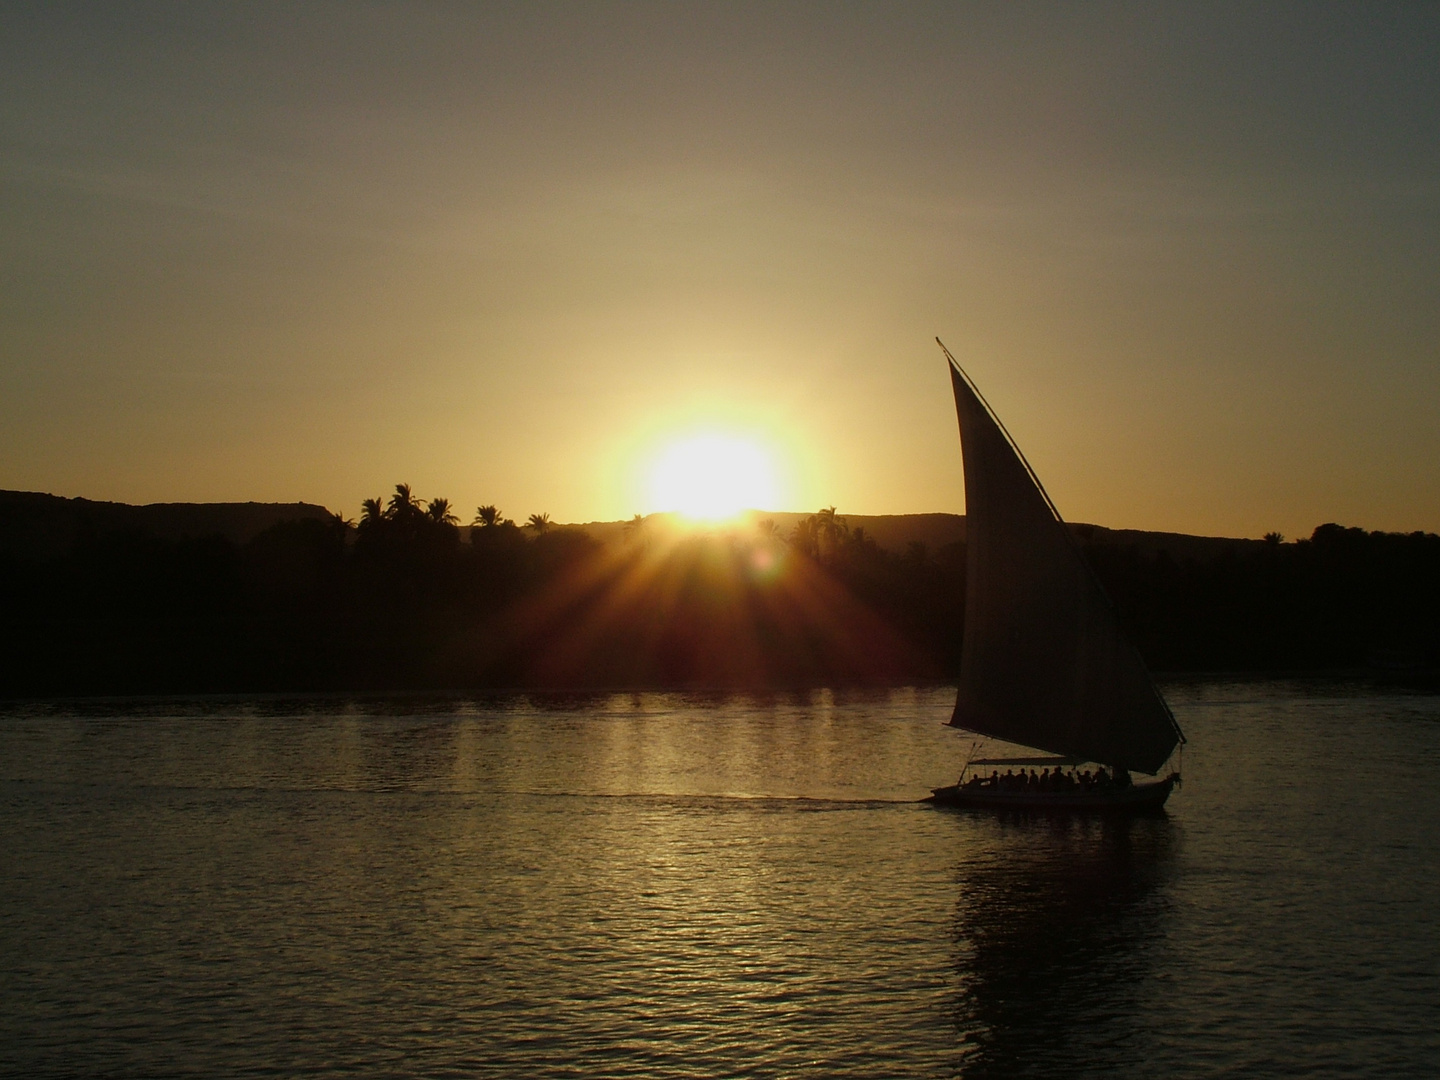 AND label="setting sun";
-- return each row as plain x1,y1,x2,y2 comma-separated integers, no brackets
647,434,781,521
